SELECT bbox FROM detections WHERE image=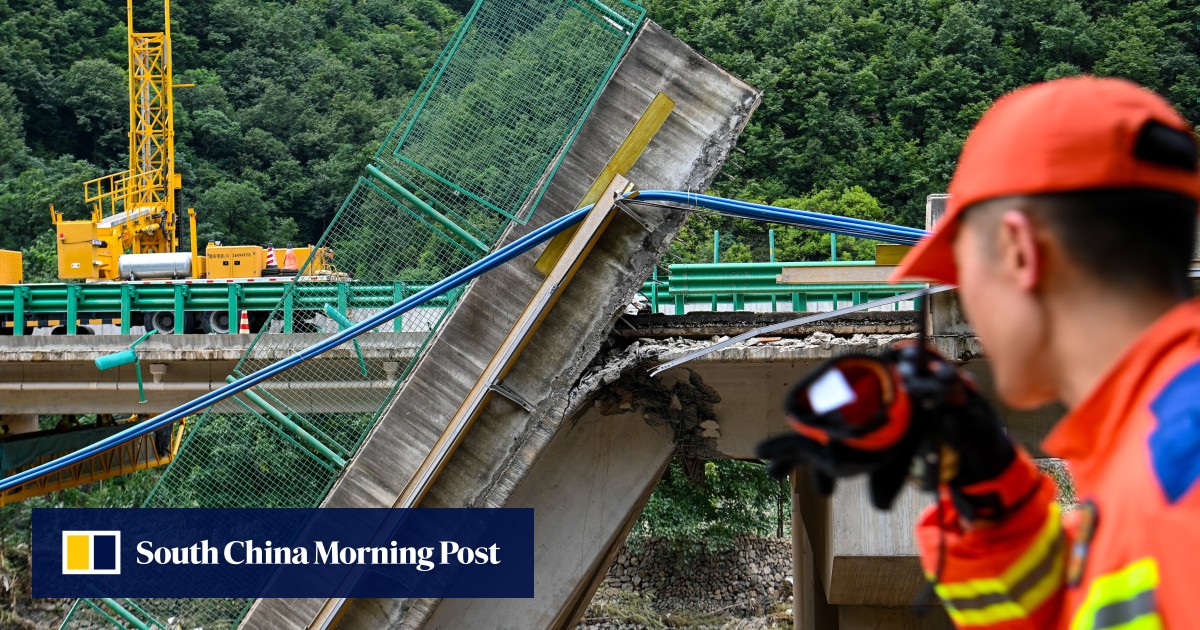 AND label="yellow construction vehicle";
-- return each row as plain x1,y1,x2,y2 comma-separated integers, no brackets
48,0,330,286
34,0,339,336
51,0,193,281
